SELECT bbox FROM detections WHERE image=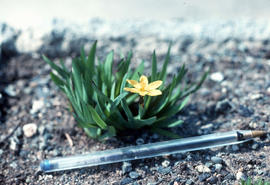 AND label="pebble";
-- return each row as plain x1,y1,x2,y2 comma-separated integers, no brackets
198,123,213,135
30,99,45,114
205,162,213,168
129,171,140,179
215,99,232,114
121,177,133,185
161,160,170,168
9,137,19,151
4,84,17,97
157,166,171,175
210,72,224,82
185,179,193,185
23,123,37,138
10,161,18,169
135,138,144,145
198,173,210,182
231,144,239,151
249,93,263,100
238,105,254,117
251,143,259,150
215,164,223,172
236,171,247,181
0,149,3,156
122,162,132,174
195,164,211,173
211,156,223,164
